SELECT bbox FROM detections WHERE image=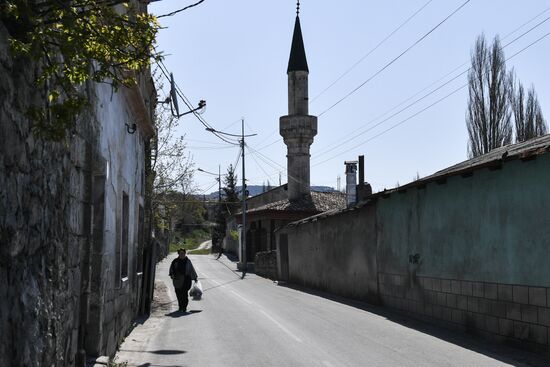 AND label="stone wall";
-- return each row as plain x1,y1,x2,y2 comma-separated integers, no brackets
0,19,155,366
254,251,278,280
0,20,95,366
